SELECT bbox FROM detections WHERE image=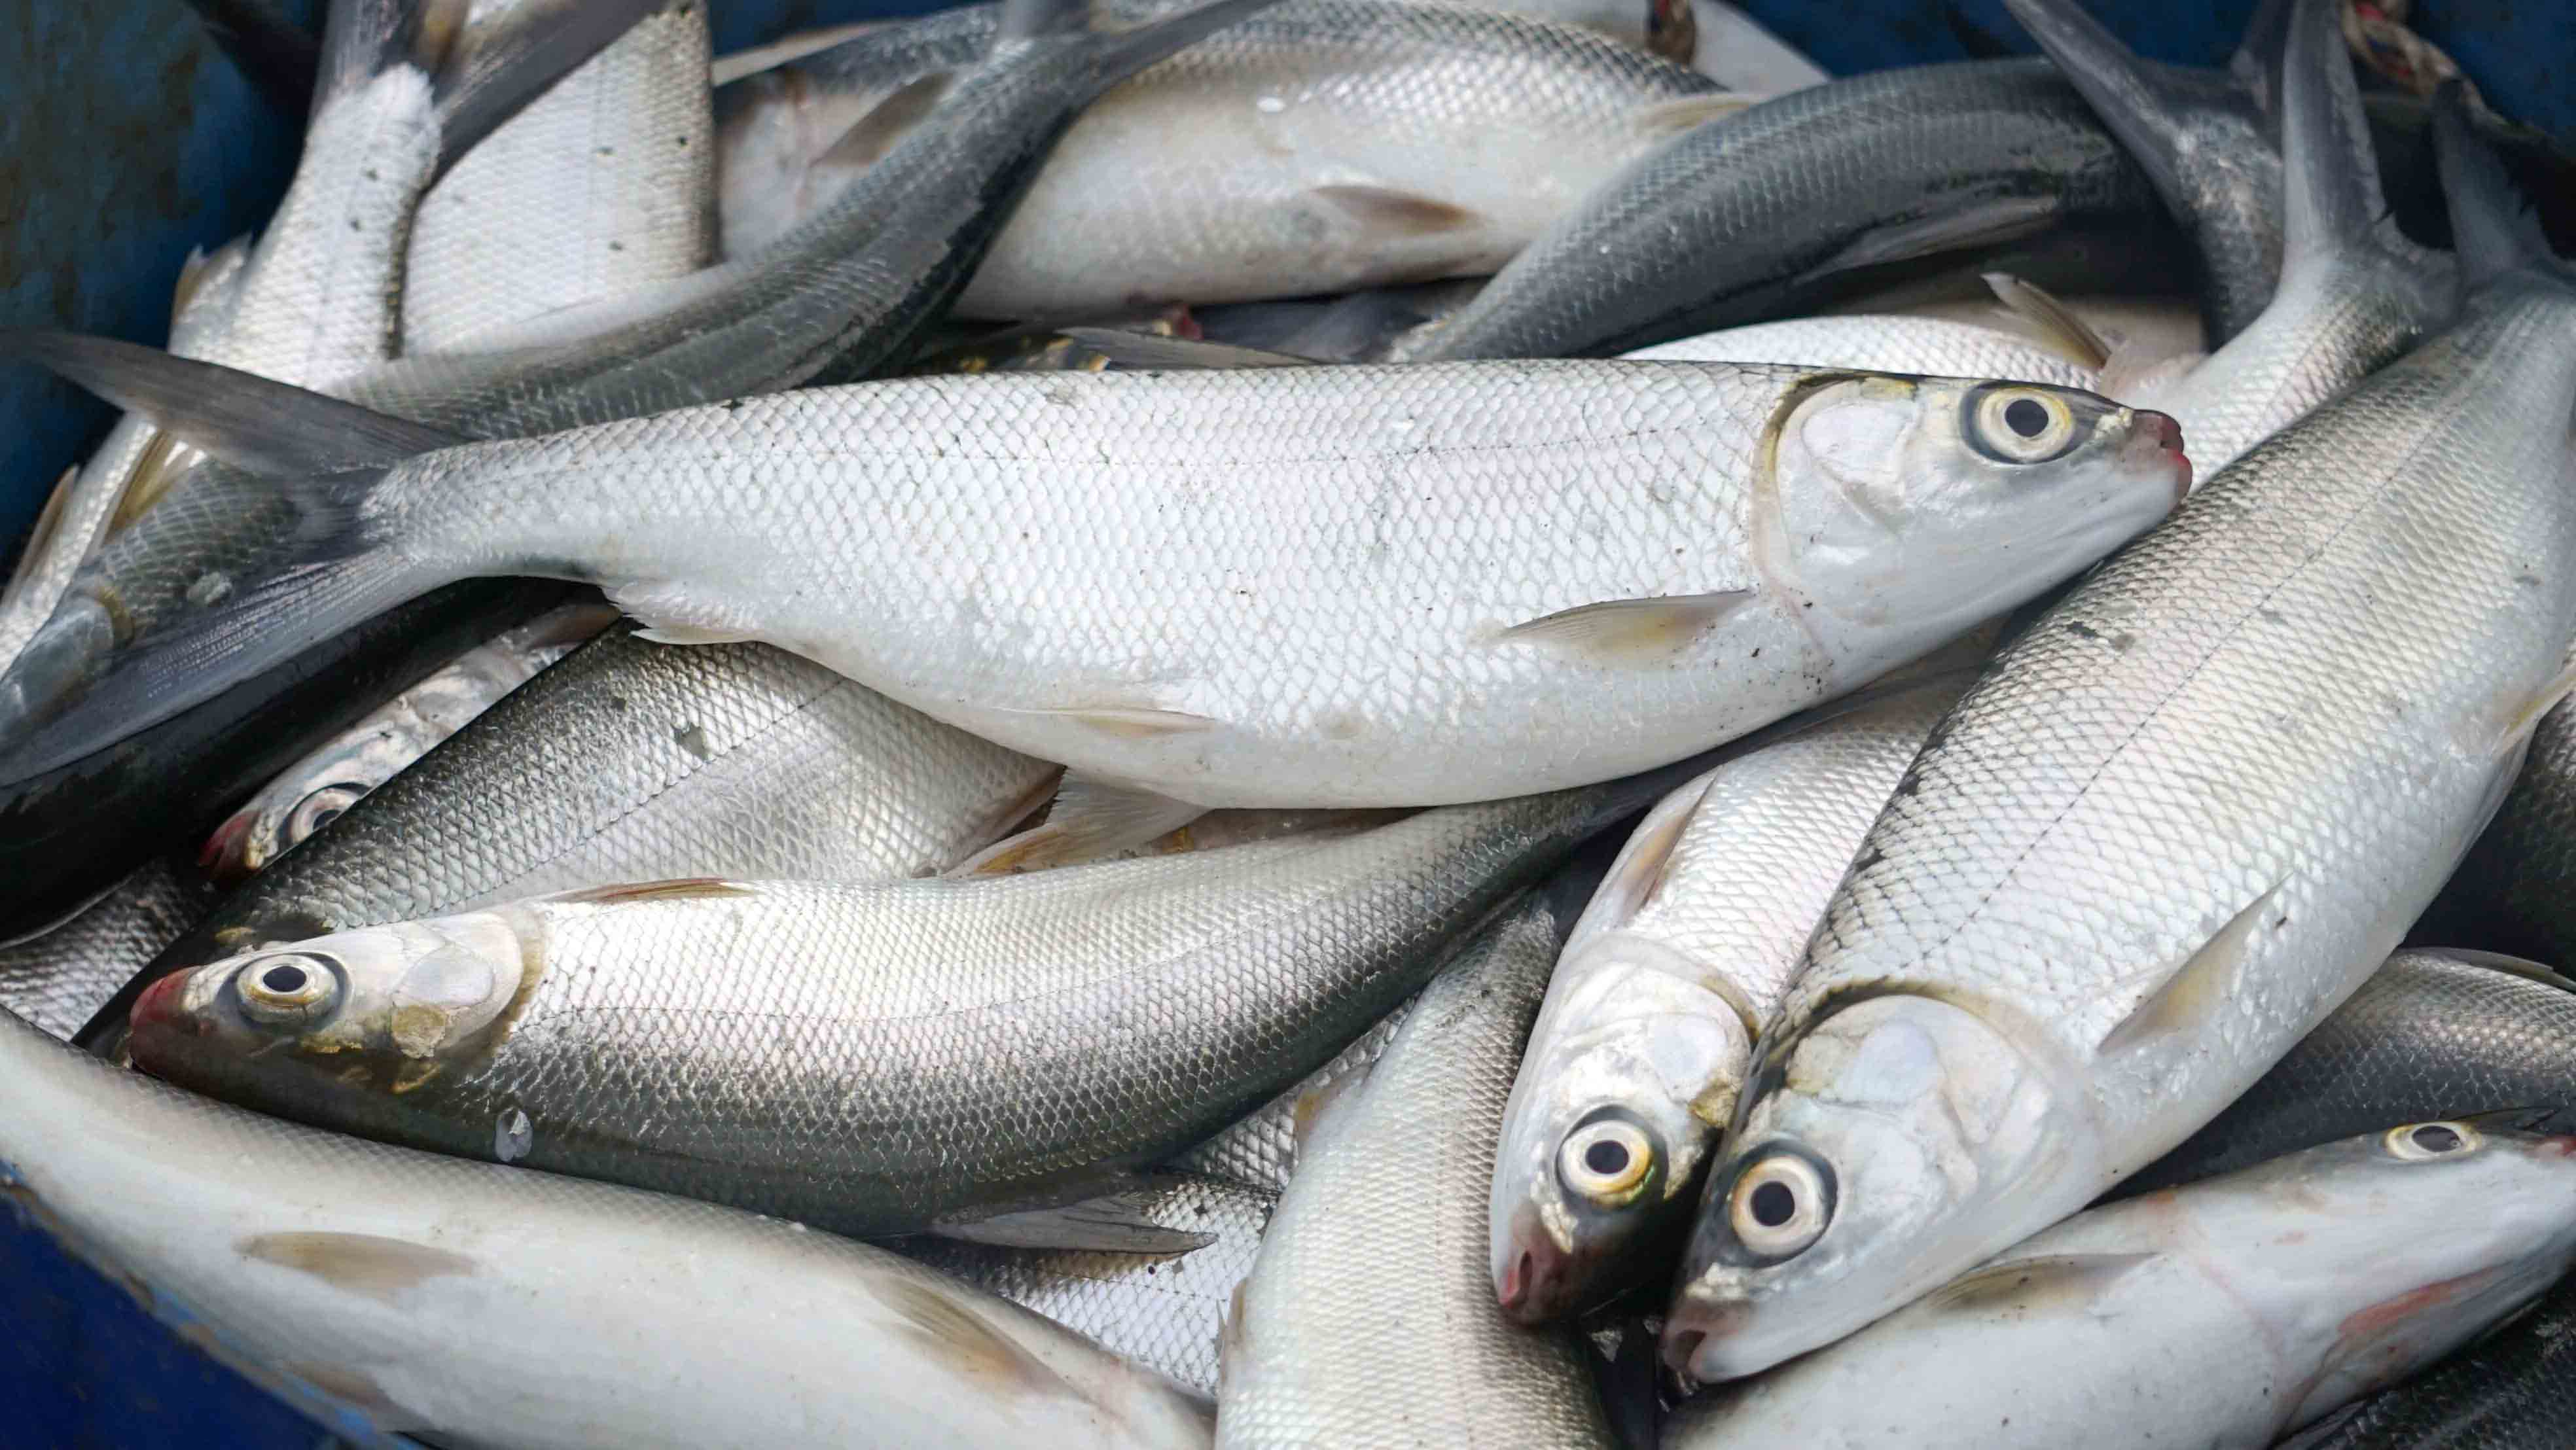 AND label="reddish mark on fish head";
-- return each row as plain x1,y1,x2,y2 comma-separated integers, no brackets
2334,1267,2501,1365
126,972,206,1057
198,811,255,887
2537,1134,2576,1158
